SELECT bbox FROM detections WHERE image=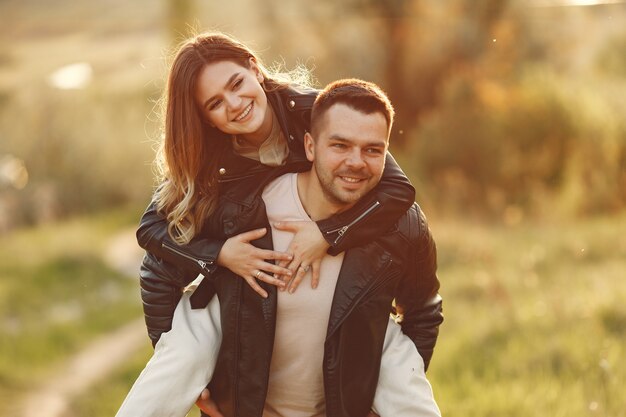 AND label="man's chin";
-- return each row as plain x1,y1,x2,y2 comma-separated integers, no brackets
333,190,368,206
